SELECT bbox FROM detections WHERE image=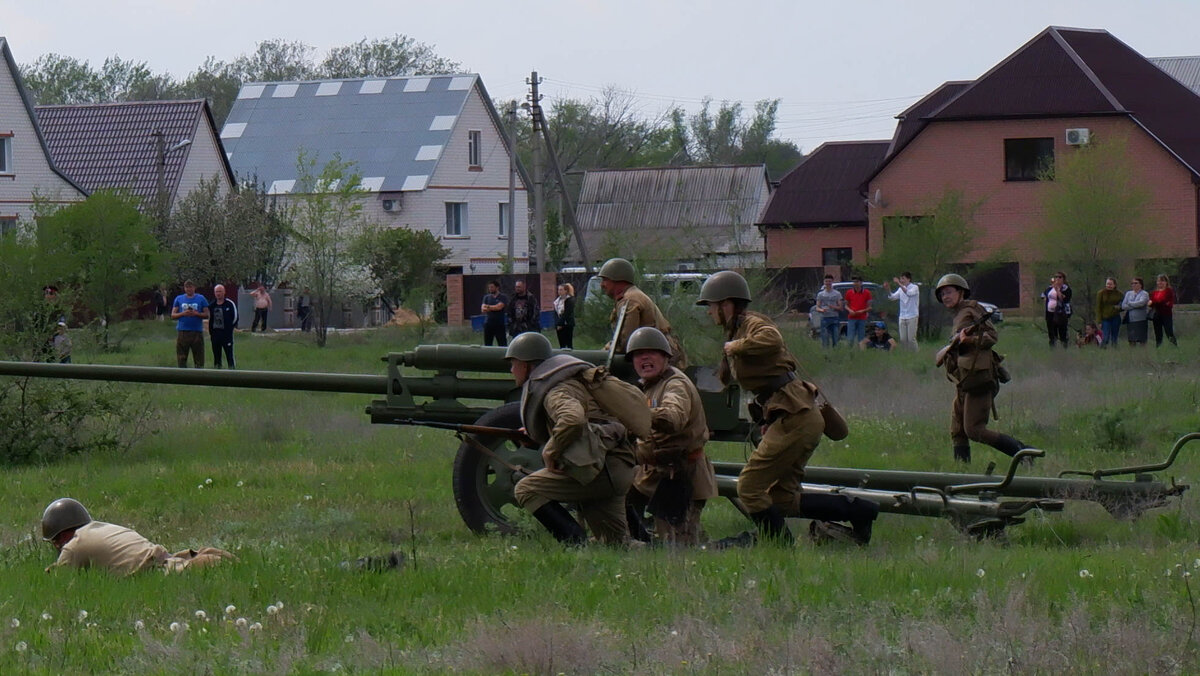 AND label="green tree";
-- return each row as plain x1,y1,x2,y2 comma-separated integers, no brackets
35,191,165,347
173,57,243,126
351,226,450,315
1037,135,1151,322
319,35,462,79
287,151,378,346
671,98,802,179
